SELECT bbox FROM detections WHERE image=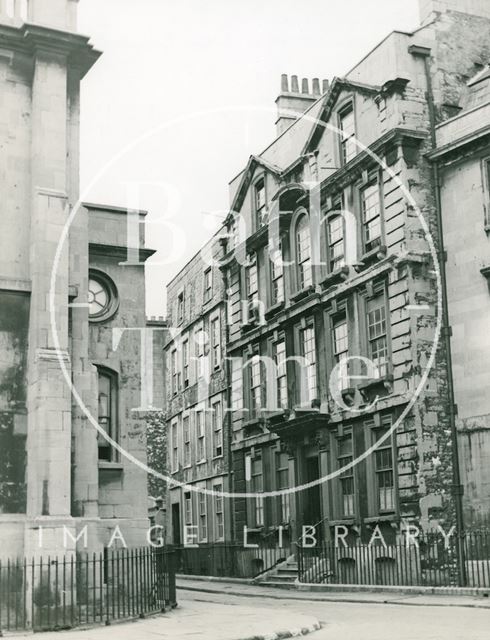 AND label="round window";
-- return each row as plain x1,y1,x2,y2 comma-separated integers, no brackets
88,271,119,322
88,278,109,316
